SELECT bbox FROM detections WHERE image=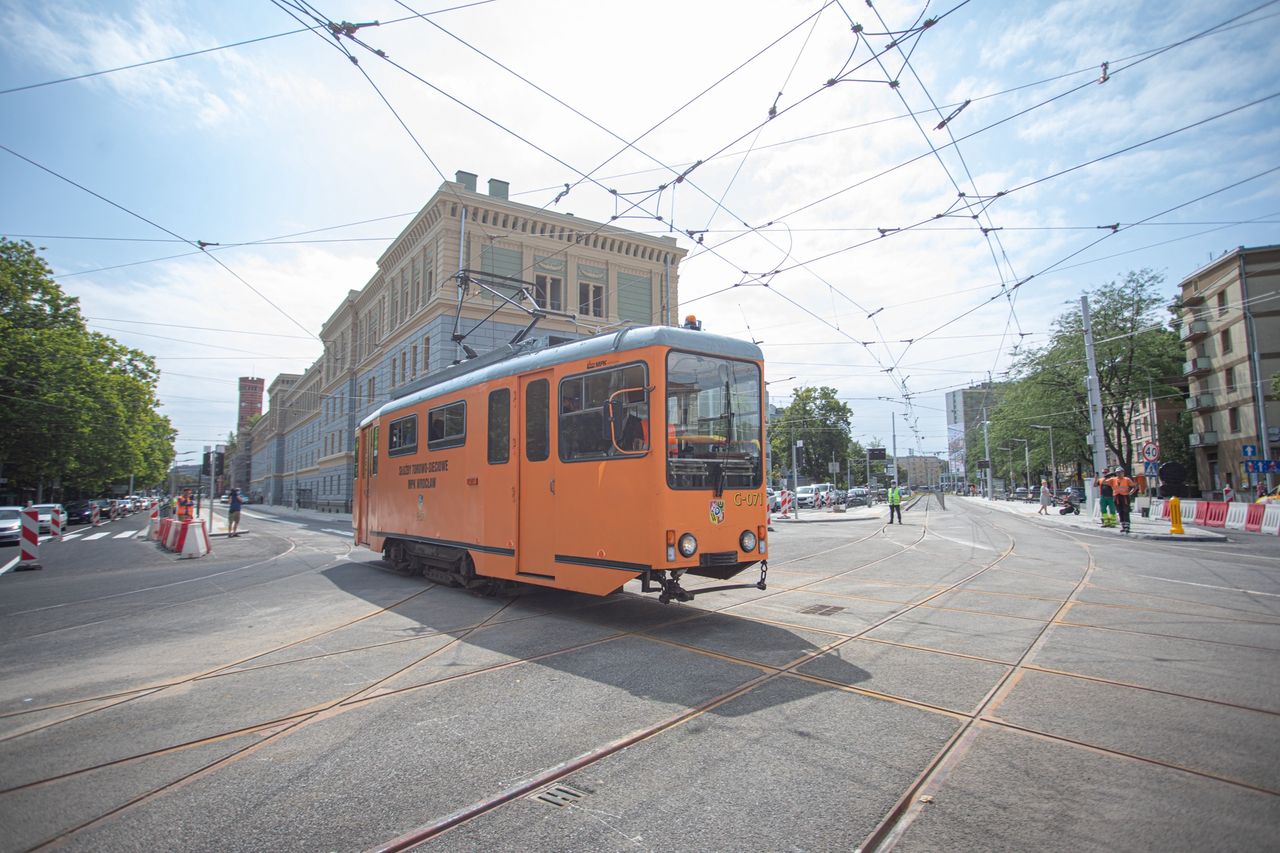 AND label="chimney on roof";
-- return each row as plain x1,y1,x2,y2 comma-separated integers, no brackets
488,178,509,200
455,171,477,192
